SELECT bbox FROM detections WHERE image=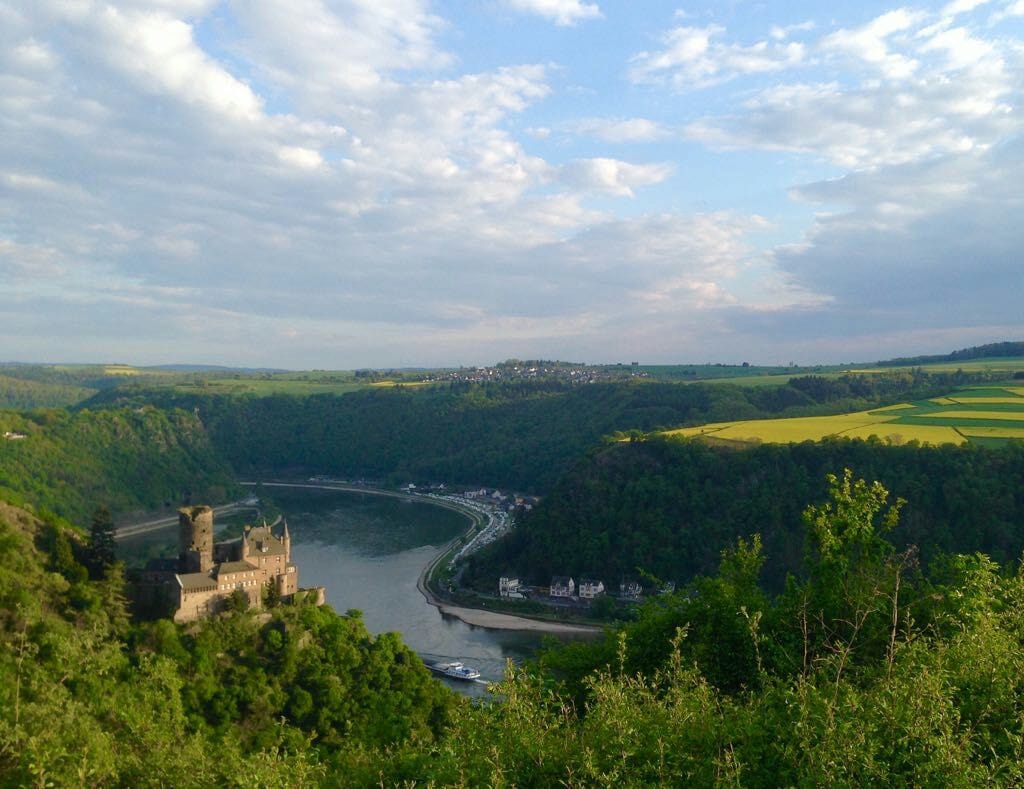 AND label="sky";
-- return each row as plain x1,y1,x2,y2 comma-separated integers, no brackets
2,0,1023,368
